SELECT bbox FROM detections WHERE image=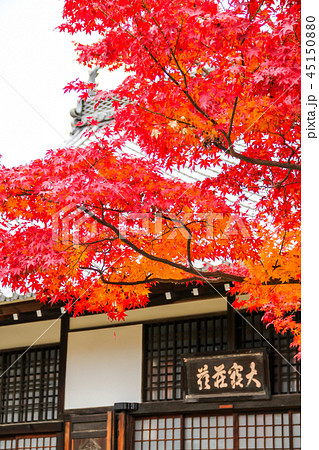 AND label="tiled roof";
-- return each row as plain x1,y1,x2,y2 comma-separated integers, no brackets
66,69,261,213
68,67,130,146
69,96,114,140
0,291,35,303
